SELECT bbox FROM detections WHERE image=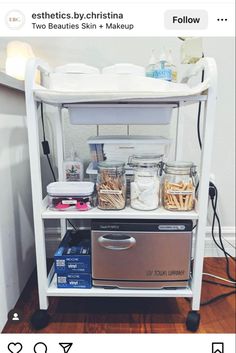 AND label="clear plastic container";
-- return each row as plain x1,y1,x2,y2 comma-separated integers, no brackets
97,161,126,210
162,162,196,211
47,182,95,211
87,135,171,166
130,158,161,211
